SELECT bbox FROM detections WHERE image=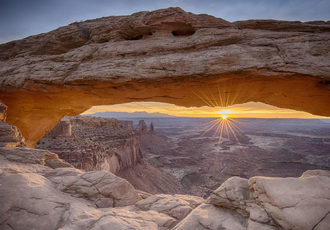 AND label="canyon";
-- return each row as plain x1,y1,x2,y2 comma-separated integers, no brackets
39,114,330,198
36,116,182,194
0,7,330,230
